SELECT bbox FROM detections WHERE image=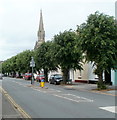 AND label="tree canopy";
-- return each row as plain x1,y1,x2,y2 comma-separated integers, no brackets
2,50,33,76
53,30,83,83
79,11,117,88
34,41,58,81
